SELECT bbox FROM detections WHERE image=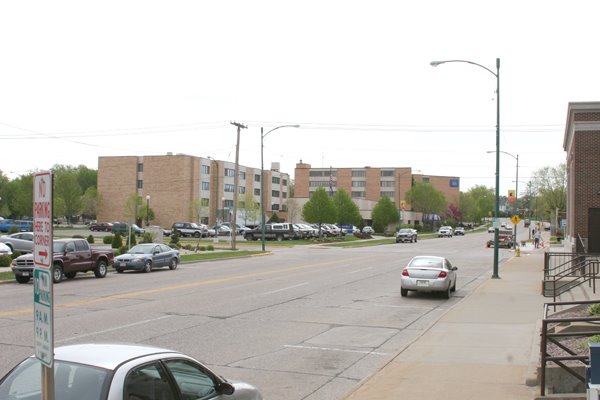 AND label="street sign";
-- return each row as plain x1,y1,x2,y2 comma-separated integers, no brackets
511,215,521,225
33,171,53,368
